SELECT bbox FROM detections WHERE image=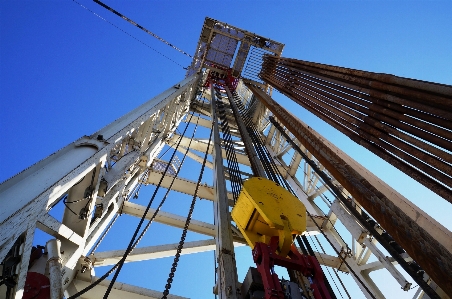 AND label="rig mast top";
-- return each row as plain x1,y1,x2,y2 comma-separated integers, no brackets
186,17,284,83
